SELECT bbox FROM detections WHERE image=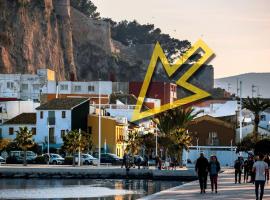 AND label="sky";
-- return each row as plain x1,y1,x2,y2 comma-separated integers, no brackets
92,0,270,78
